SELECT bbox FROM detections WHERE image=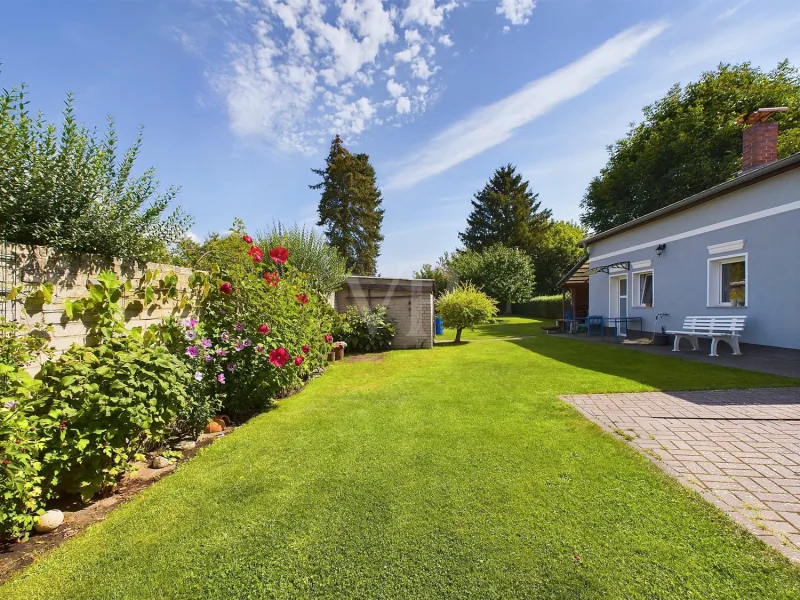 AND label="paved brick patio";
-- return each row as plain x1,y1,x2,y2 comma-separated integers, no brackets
561,387,800,562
